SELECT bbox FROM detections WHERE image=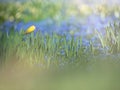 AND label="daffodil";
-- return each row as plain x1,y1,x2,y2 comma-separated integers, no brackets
24,25,36,34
